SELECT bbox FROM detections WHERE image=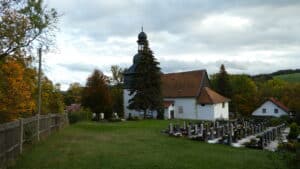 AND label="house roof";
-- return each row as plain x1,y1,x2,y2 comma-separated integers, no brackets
161,70,205,98
198,87,230,104
268,97,289,112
